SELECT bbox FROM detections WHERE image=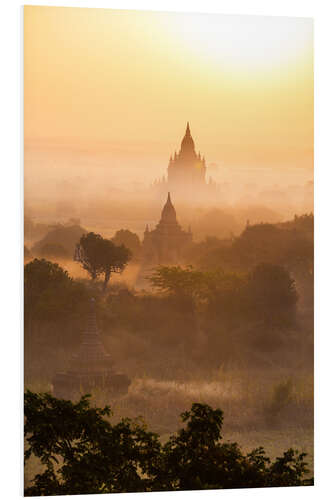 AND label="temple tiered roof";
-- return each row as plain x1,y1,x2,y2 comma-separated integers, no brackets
143,192,192,265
